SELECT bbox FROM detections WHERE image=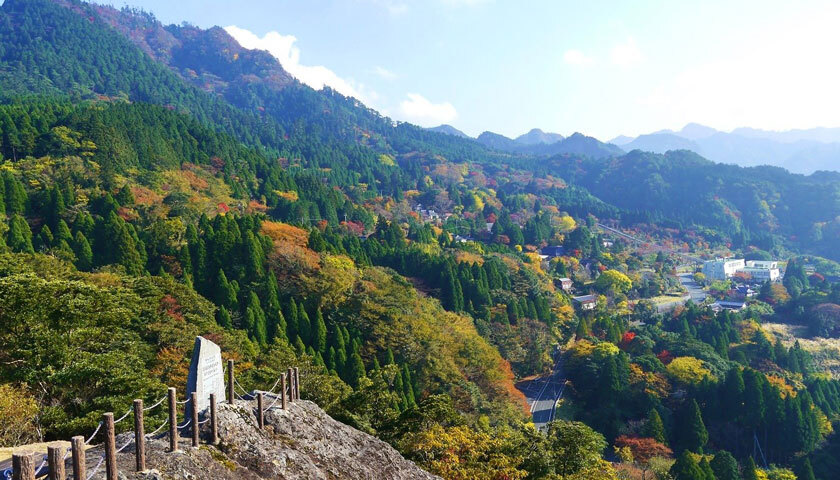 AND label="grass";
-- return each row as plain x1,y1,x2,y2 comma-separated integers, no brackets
763,322,840,377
